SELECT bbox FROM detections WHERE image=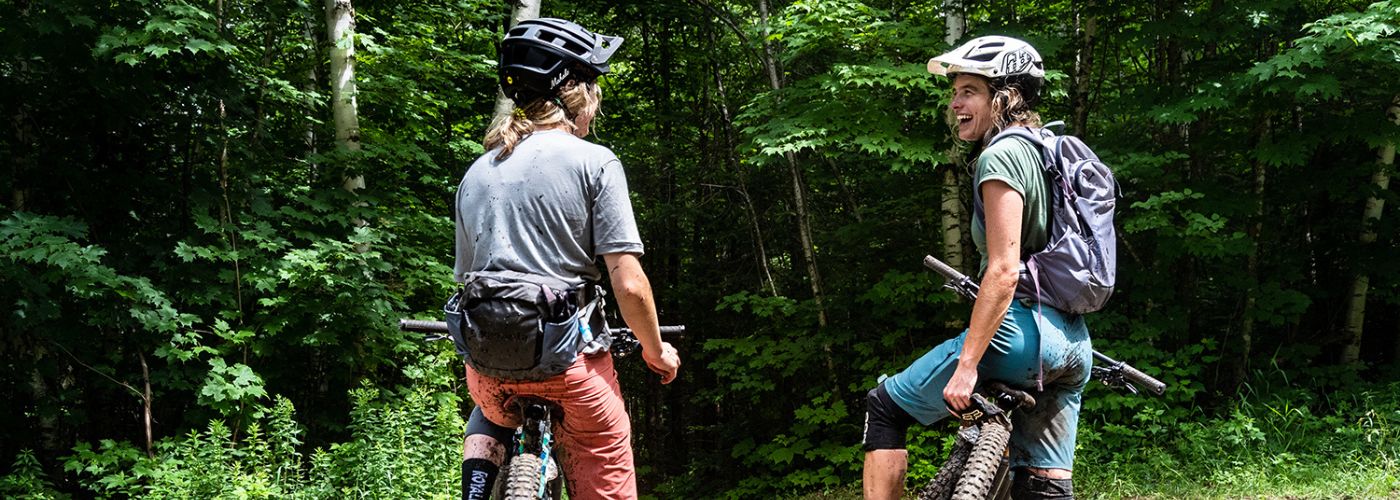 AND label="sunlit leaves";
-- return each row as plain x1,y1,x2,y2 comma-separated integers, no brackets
93,1,237,65
736,61,946,170
1250,1,1400,100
